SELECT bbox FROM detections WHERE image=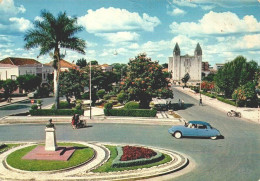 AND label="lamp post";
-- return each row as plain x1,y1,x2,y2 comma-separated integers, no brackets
89,60,92,120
